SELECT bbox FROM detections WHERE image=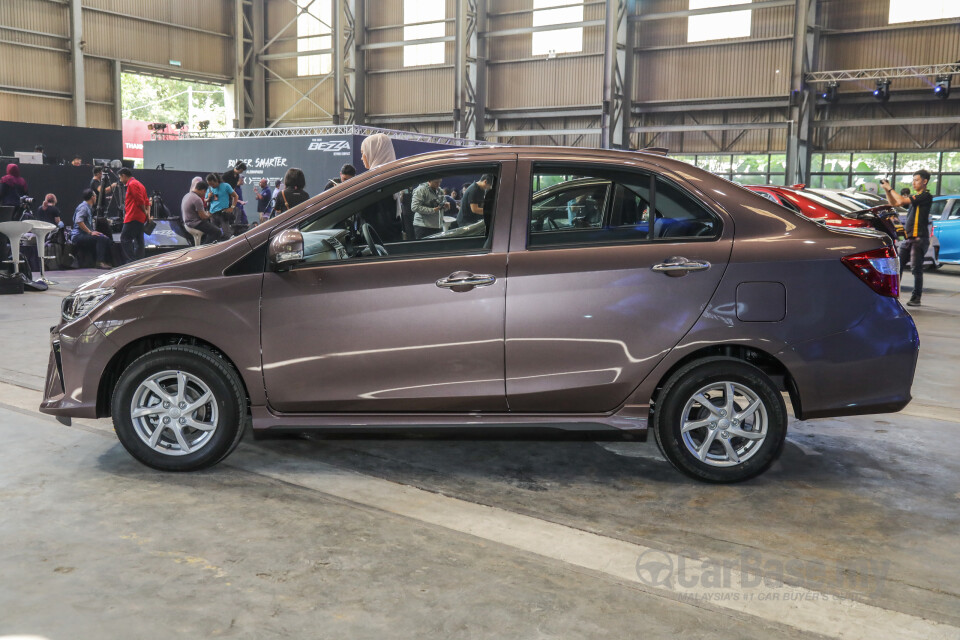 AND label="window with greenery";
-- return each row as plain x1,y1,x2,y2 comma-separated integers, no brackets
404,0,446,67
532,0,584,56
297,0,332,77
121,73,227,129
809,151,958,196
889,0,960,24
688,0,751,43
672,153,787,185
